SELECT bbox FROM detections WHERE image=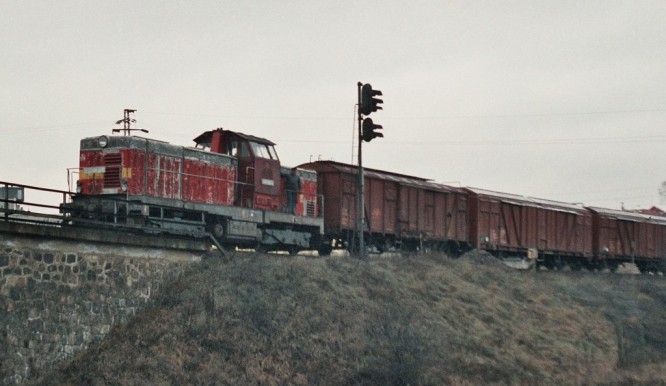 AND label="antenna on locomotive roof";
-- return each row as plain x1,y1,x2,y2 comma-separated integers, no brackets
113,108,149,136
